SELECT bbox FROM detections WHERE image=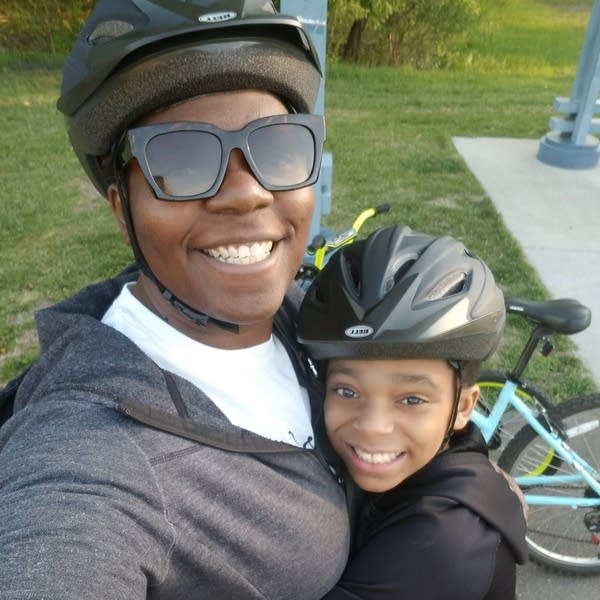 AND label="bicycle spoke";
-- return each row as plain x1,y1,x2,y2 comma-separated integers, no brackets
499,394,600,573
